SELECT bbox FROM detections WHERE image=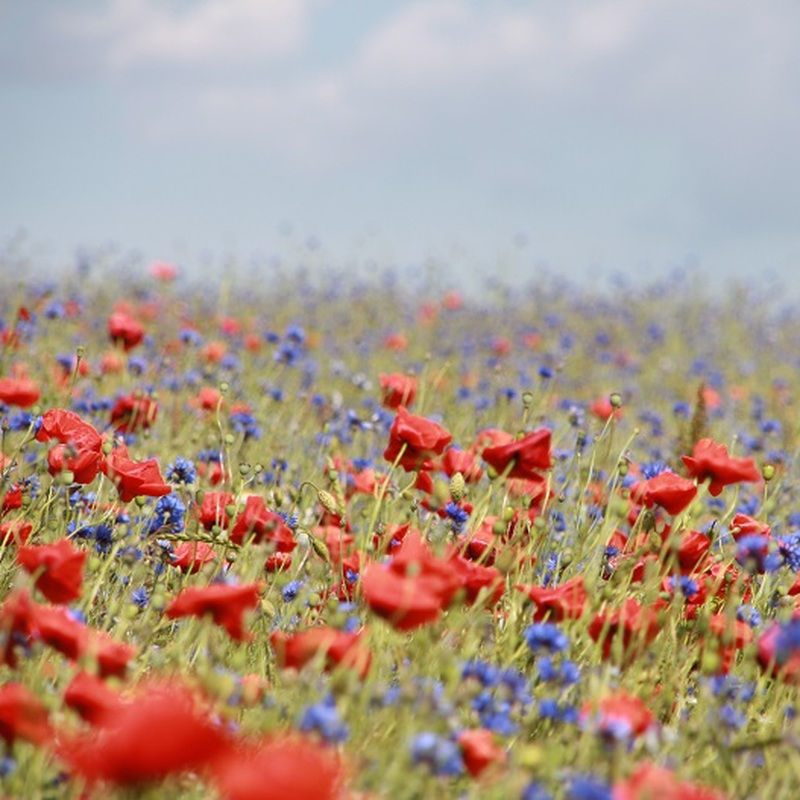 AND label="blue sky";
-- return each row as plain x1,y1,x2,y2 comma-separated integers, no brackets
2,0,800,293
